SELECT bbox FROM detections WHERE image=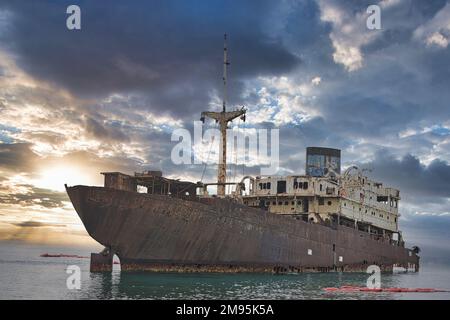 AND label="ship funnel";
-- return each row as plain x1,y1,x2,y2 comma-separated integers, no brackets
306,147,341,177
